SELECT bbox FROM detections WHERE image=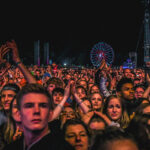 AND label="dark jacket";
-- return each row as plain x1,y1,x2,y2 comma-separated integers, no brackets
4,132,74,150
